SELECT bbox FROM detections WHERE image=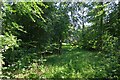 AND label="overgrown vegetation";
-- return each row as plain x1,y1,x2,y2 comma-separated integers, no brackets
0,1,120,79
2,45,120,79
